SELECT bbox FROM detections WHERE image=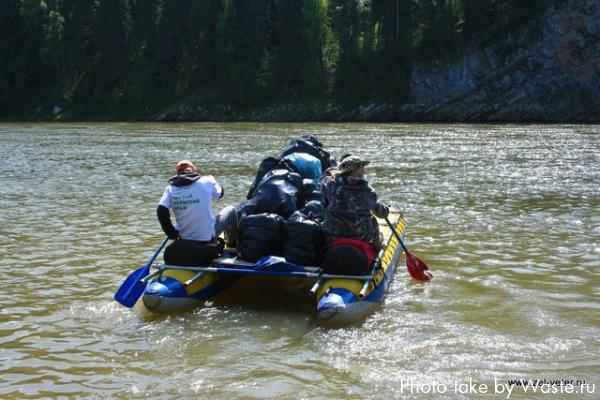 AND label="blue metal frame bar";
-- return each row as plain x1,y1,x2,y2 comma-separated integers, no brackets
157,263,372,281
